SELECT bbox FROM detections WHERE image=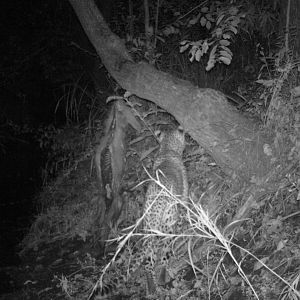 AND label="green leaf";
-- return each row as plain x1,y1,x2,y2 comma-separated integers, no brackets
200,16,206,27
201,6,208,13
206,20,211,30
219,39,230,46
216,14,225,25
218,56,231,65
222,33,231,39
195,49,202,61
215,27,223,37
219,50,232,59
179,43,190,53
229,7,238,15
256,79,275,87
206,13,214,22
189,13,201,25
189,46,198,62
220,45,233,56
228,25,238,35
253,257,269,271
206,44,218,71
